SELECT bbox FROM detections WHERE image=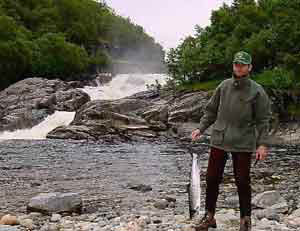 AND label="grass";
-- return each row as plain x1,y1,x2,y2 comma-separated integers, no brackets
178,79,223,91
174,73,300,91
287,104,300,116
252,75,275,88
